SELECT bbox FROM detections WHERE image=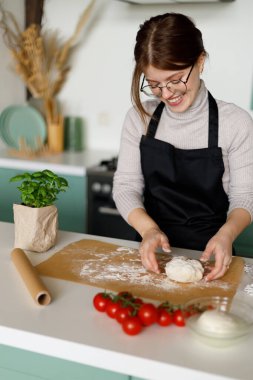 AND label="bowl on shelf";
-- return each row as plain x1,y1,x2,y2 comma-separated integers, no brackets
184,296,253,347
